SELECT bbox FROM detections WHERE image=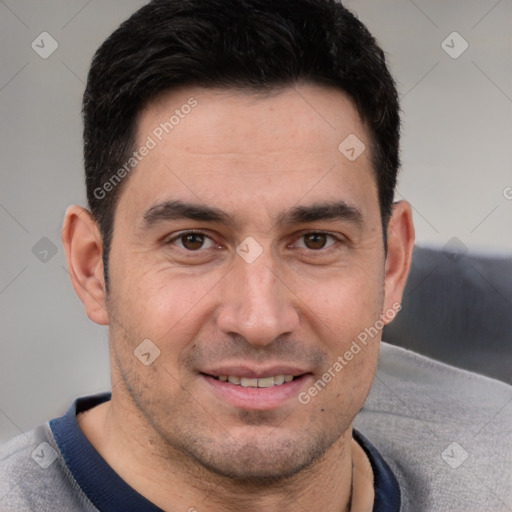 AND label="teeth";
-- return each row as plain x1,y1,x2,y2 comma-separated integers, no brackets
241,377,258,387
216,375,295,387
273,375,285,385
256,376,275,388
